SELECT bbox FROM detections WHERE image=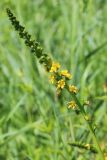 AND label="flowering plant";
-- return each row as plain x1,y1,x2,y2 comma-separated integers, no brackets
6,8,105,160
